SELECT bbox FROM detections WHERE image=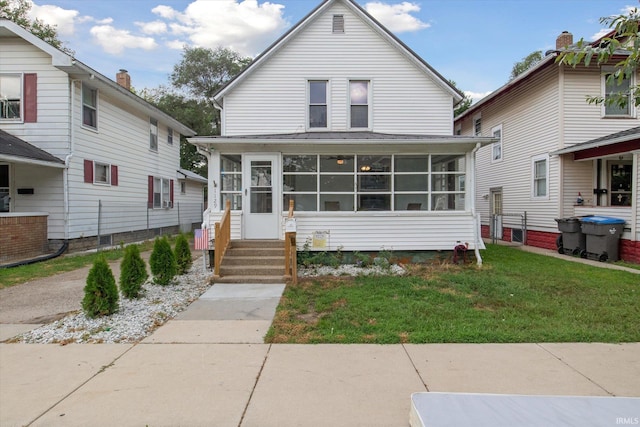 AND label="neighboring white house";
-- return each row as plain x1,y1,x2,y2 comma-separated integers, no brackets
0,19,202,263
188,0,494,260
455,31,640,263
